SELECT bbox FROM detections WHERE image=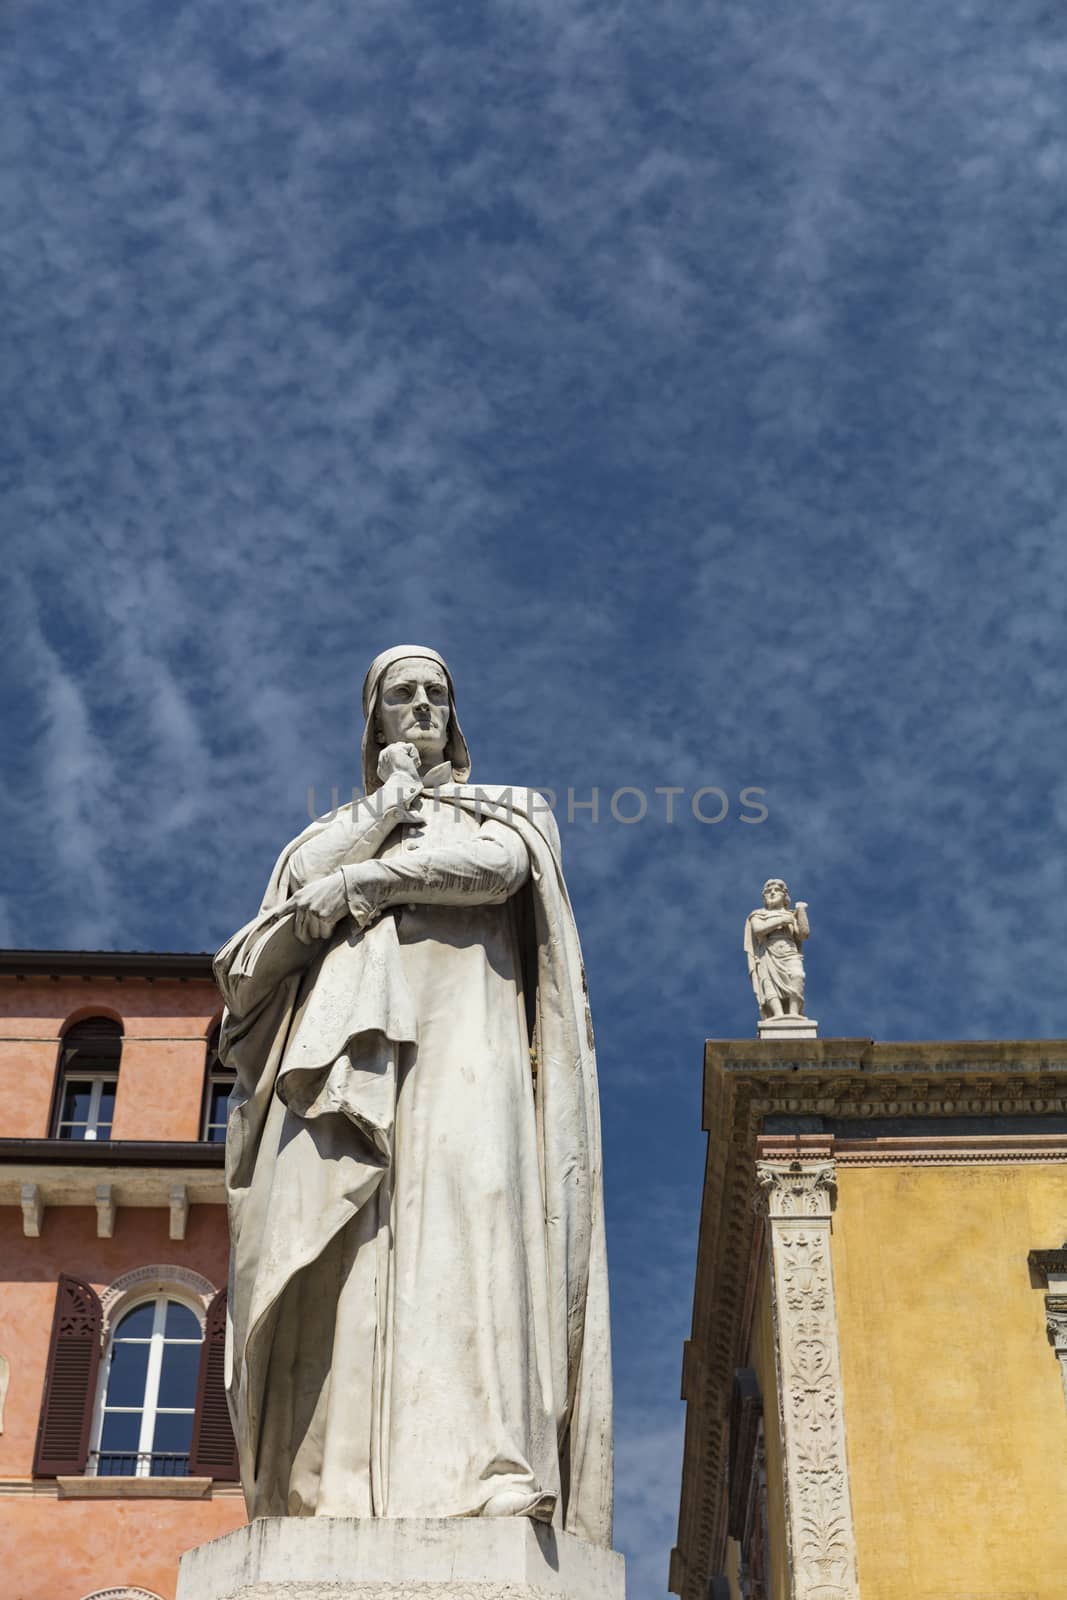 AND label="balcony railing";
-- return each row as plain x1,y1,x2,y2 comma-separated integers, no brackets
90,1449,191,1477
